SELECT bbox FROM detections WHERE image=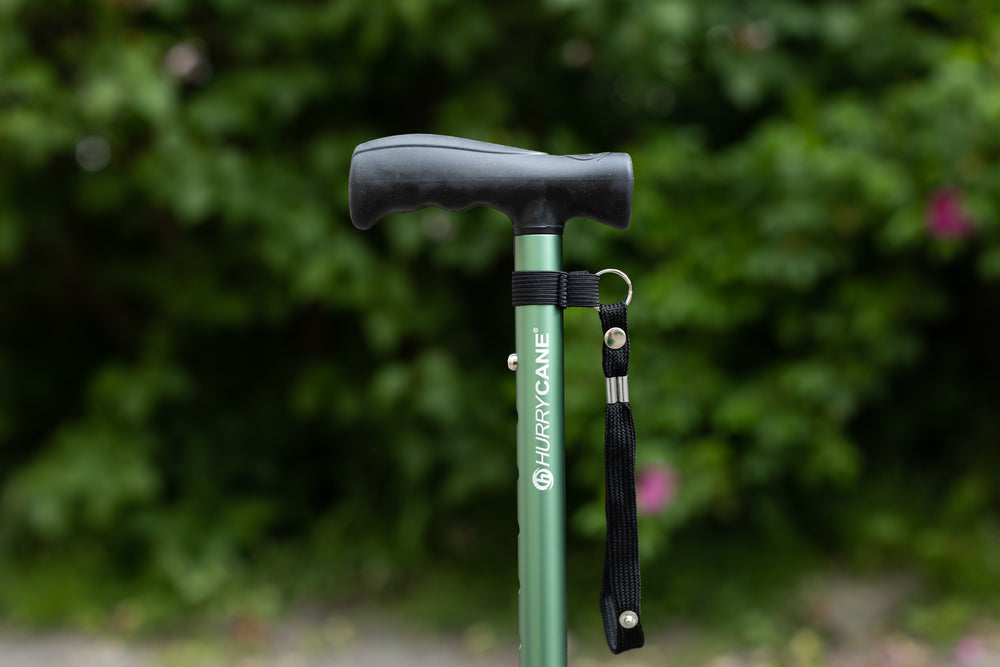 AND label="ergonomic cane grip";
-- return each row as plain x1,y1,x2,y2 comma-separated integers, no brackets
349,134,633,235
